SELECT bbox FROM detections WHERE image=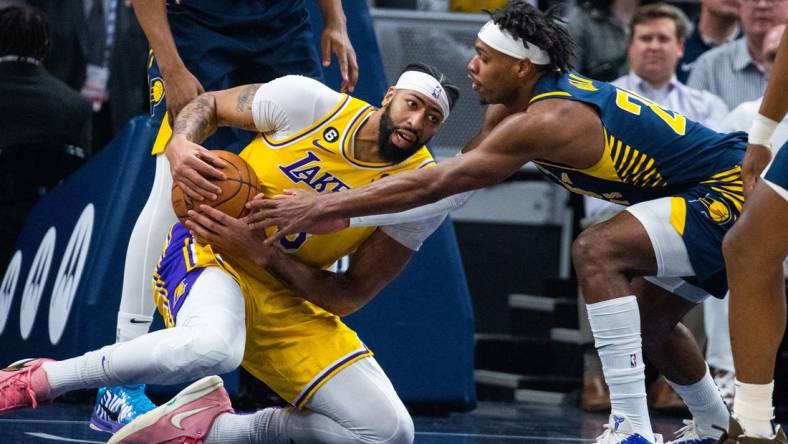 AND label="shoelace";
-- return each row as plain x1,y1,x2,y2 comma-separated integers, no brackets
596,424,628,443
0,365,38,409
118,388,155,422
673,420,700,440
